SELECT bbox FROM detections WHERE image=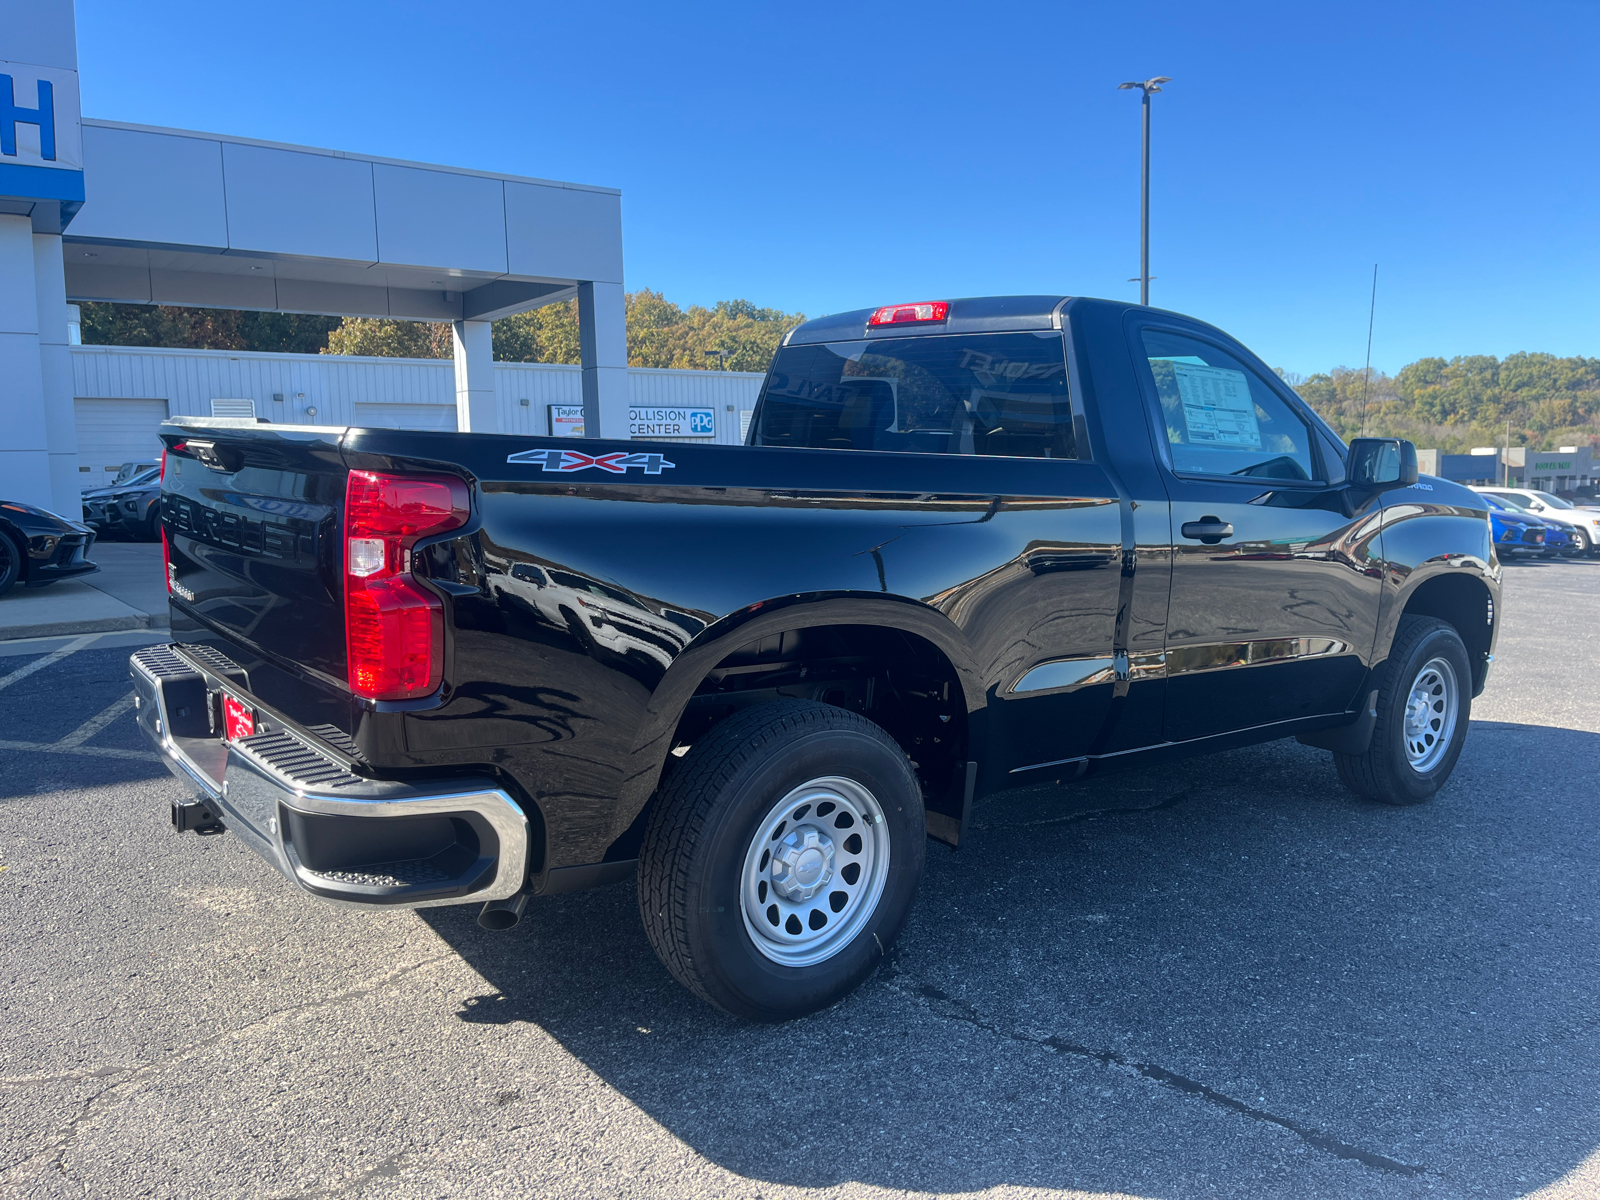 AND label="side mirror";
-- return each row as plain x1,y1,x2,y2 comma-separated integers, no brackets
1346,438,1418,490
